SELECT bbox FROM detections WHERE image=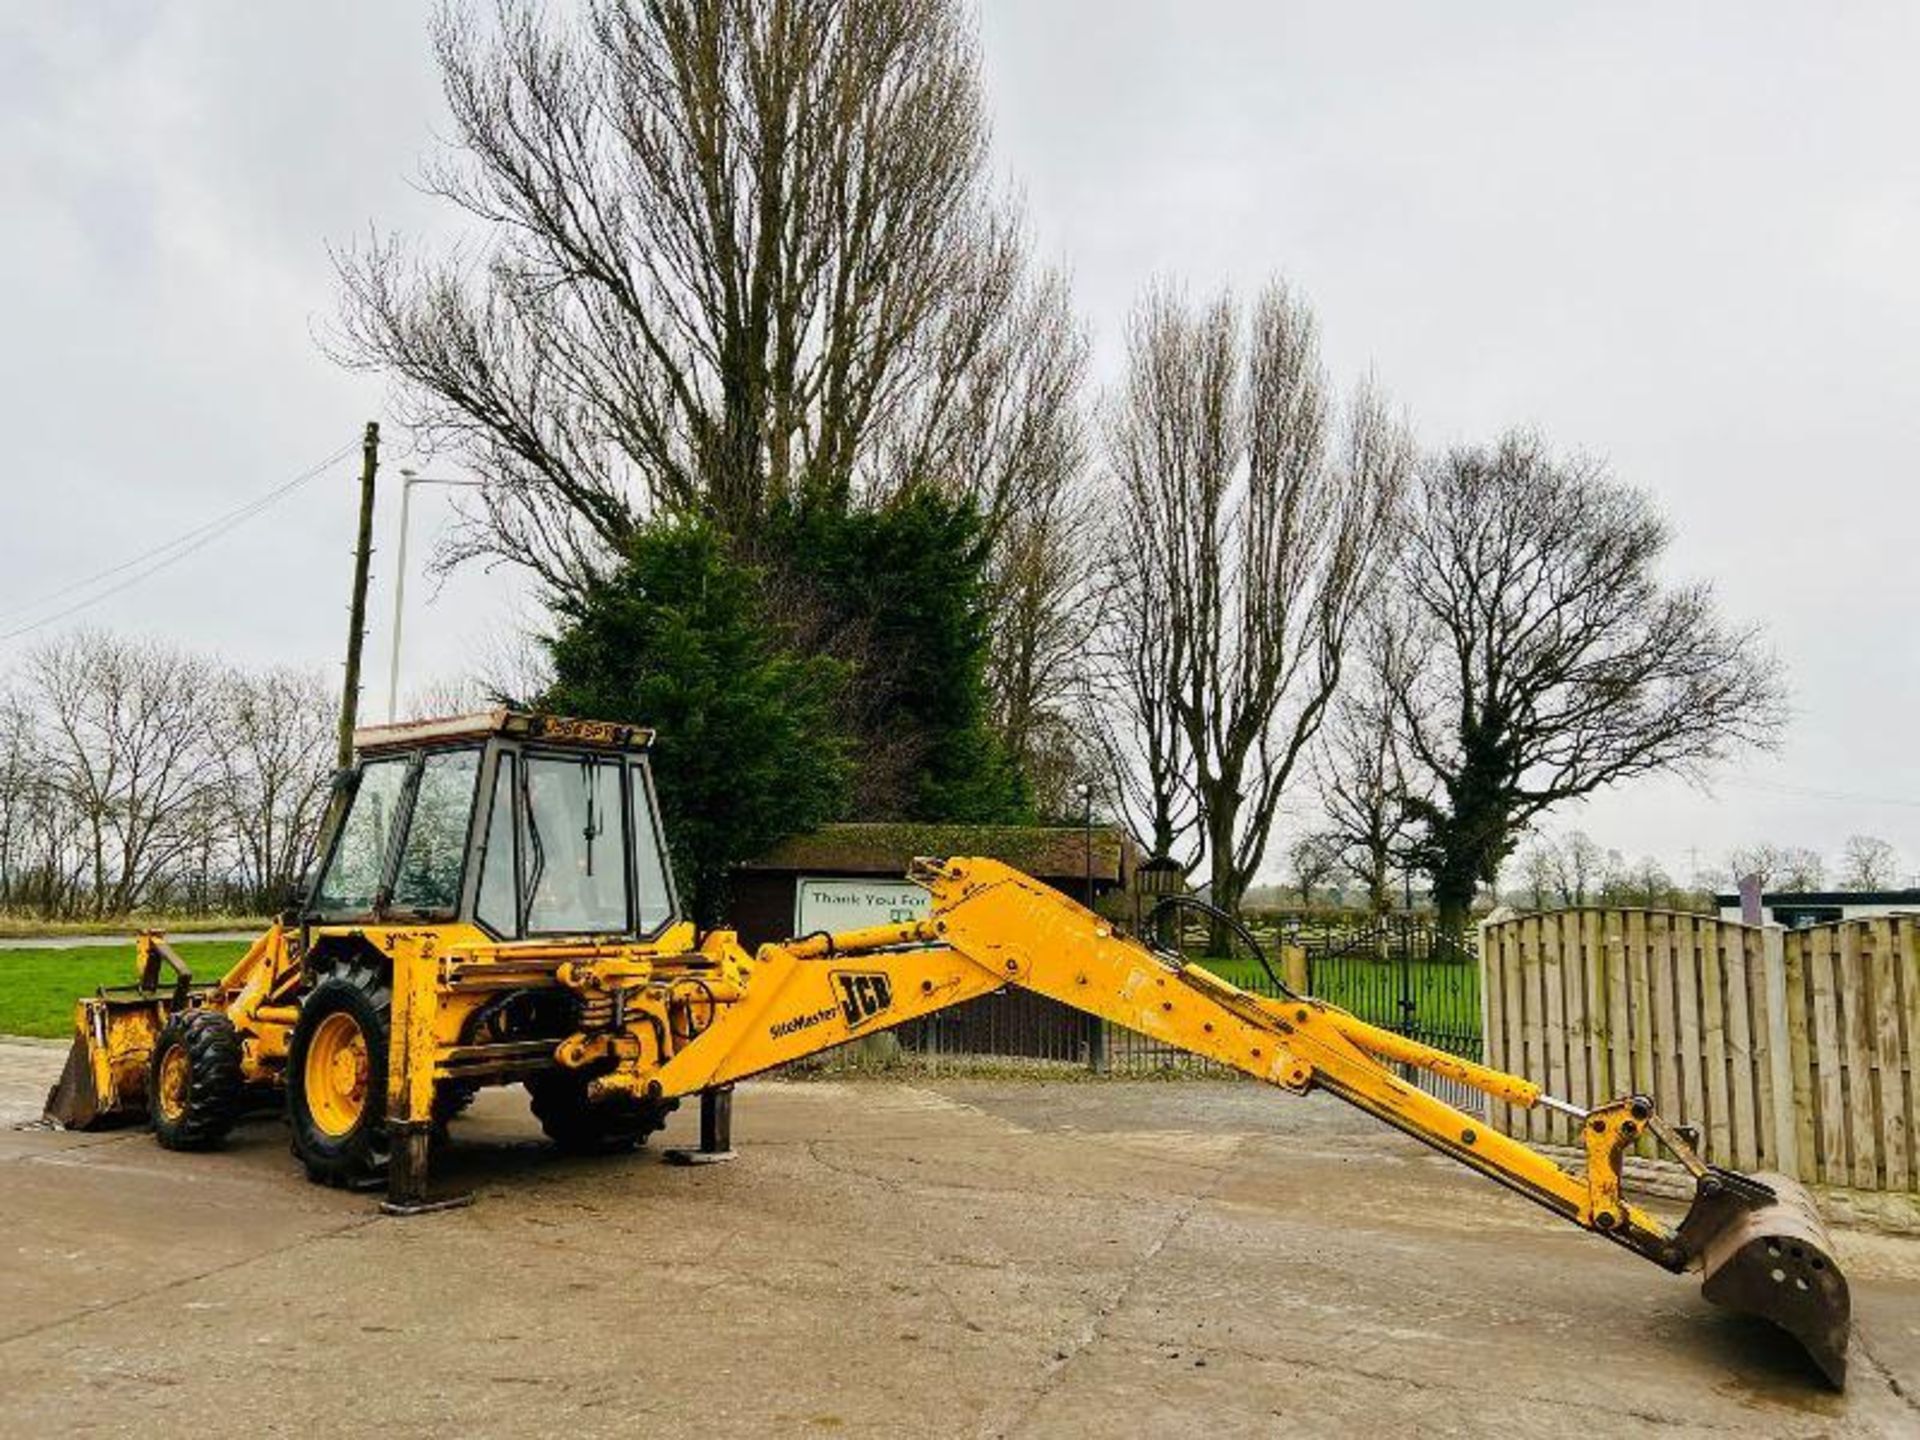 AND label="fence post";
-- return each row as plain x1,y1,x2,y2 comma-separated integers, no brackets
1476,916,1494,1124
1759,922,1800,1180
1282,943,1308,996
